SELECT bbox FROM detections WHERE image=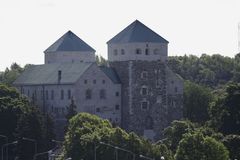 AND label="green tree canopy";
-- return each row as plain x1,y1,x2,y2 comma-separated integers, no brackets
63,113,173,160
209,83,240,134
0,83,55,160
183,81,213,123
175,132,229,160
